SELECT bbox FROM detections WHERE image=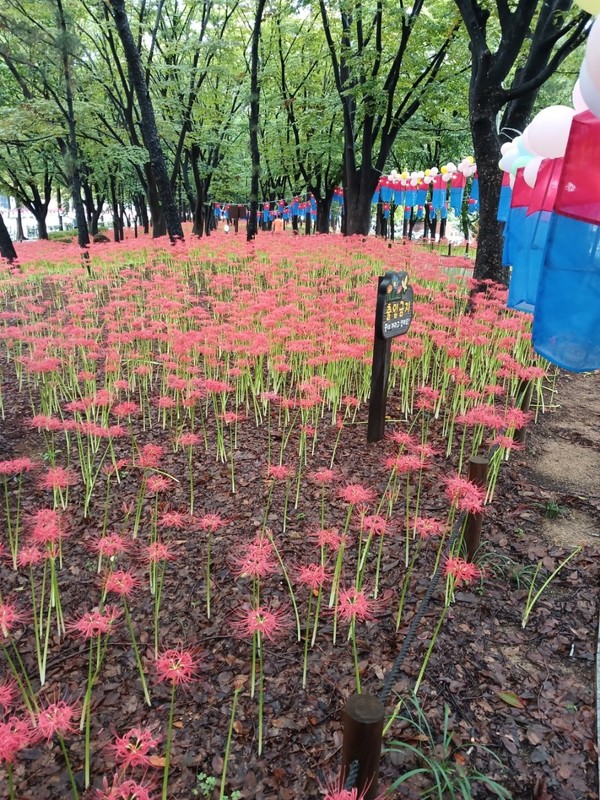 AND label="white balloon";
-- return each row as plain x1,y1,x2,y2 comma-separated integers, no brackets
584,16,600,92
579,60,600,119
499,149,520,173
441,173,453,182
526,105,576,158
500,142,515,156
446,162,457,173
572,80,588,114
523,156,544,188
430,167,439,176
